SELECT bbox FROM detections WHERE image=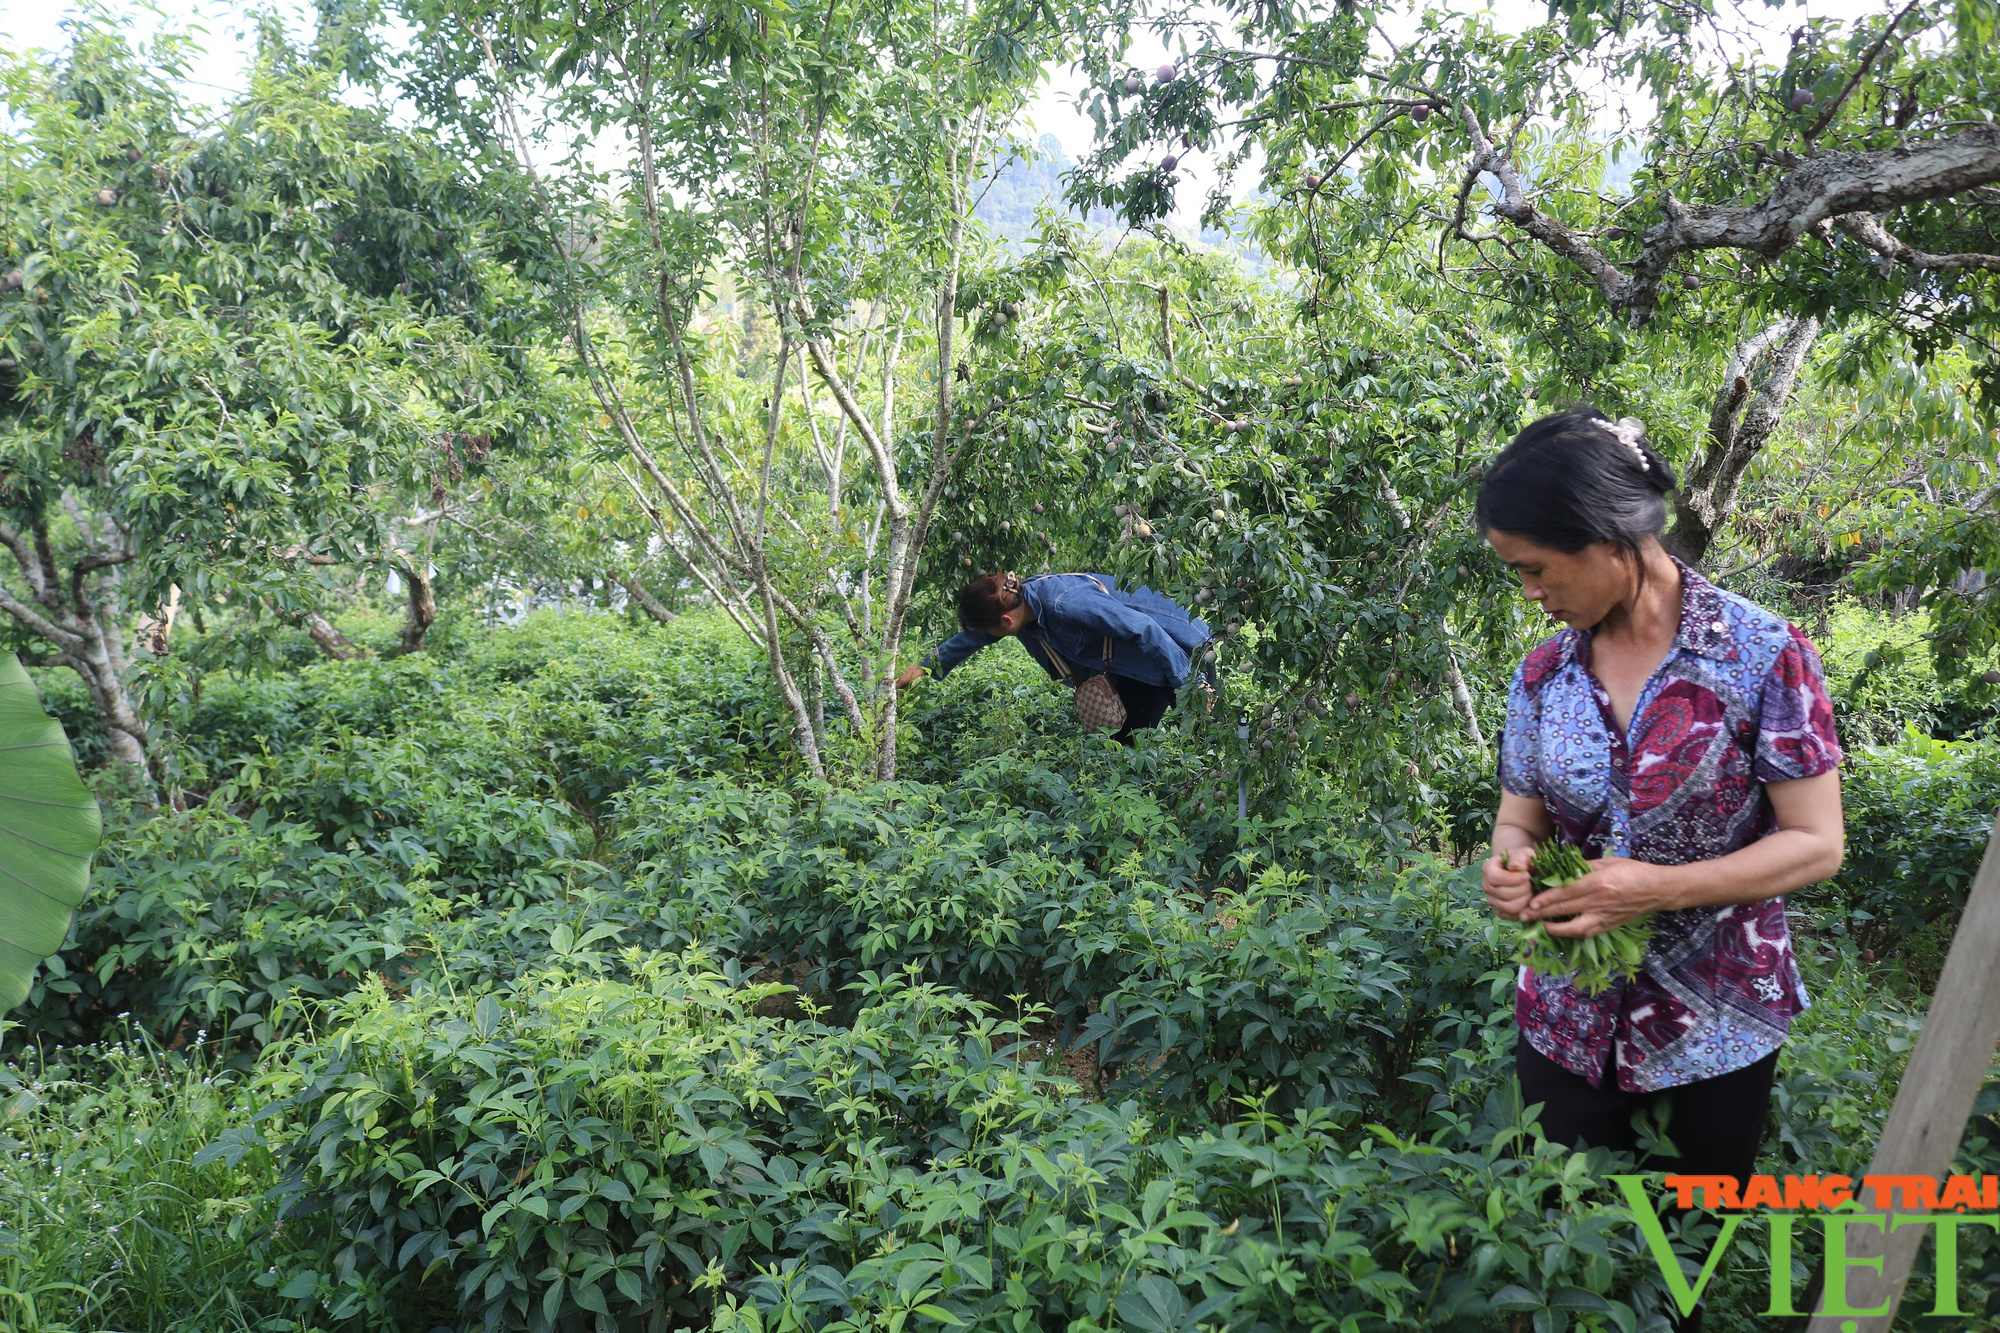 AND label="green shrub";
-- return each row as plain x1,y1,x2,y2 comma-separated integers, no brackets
1815,600,2000,745
1071,861,1514,1124
20,607,1996,1331
22,772,610,1054
1812,730,2000,958
254,955,1678,1333
895,638,1074,780
1430,749,1501,863
255,958,1083,1331
20,667,114,773
606,756,1508,1130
